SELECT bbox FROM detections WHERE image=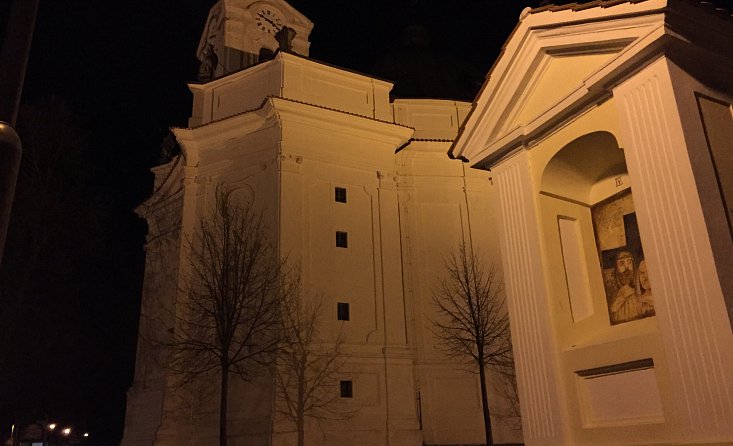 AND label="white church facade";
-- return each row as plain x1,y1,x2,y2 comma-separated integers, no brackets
122,0,733,445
